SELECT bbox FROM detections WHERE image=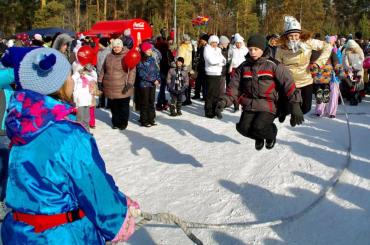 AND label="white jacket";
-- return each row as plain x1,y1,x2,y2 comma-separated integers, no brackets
203,44,226,76
72,71,97,107
228,44,248,71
